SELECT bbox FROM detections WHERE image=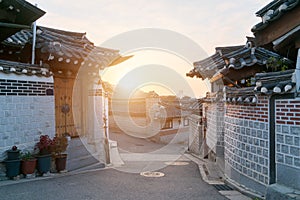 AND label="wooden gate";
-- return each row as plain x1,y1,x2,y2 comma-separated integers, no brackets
54,77,79,137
